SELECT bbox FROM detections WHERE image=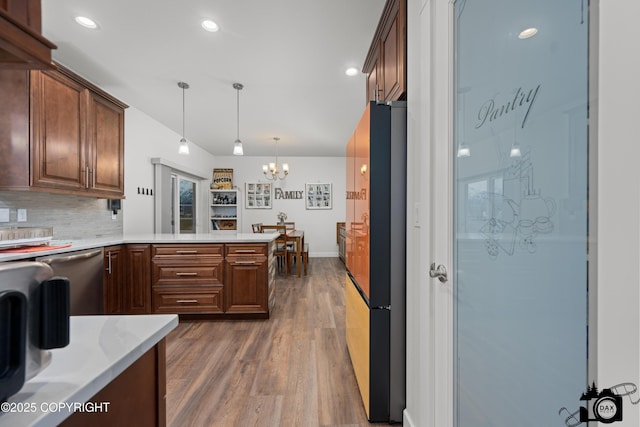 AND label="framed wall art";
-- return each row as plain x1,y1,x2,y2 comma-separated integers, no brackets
306,183,332,210
245,182,272,209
